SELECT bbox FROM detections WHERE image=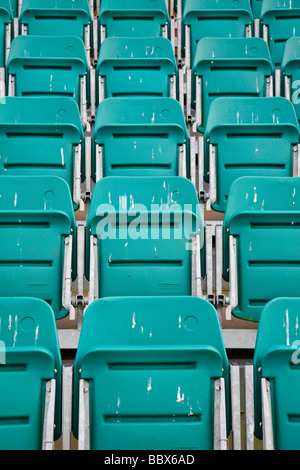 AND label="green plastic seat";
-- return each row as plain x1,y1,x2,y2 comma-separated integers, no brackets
6,35,90,116
99,0,170,41
0,175,77,320
19,0,92,44
223,176,300,322
192,37,273,132
0,297,62,449
73,296,230,450
86,176,204,300
96,37,178,103
182,0,253,68
253,297,300,449
0,97,85,210
92,97,189,180
282,38,300,125
261,0,300,68
0,0,12,67
204,97,299,213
